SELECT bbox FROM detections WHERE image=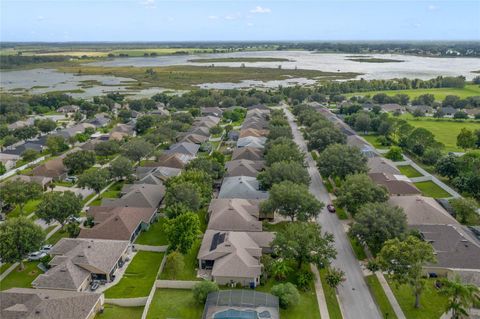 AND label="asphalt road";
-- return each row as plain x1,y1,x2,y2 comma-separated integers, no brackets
284,107,382,319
